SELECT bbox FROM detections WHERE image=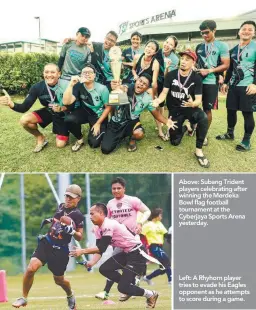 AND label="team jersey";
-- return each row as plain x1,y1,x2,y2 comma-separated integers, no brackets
226,41,256,87
73,82,109,117
196,40,229,84
142,221,168,245
48,203,84,246
122,47,143,83
111,84,155,124
107,194,148,234
12,80,68,114
93,217,141,252
91,42,113,84
60,41,91,79
164,69,203,109
157,49,179,76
